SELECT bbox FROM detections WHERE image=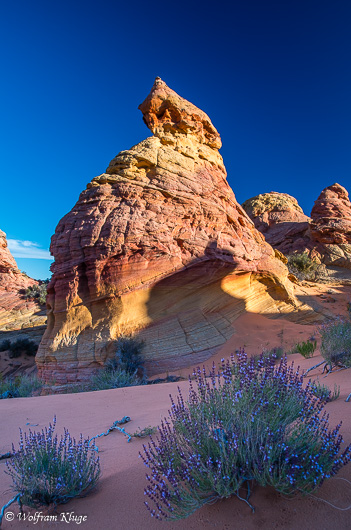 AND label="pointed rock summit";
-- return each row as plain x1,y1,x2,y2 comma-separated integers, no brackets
37,79,310,384
138,77,221,148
